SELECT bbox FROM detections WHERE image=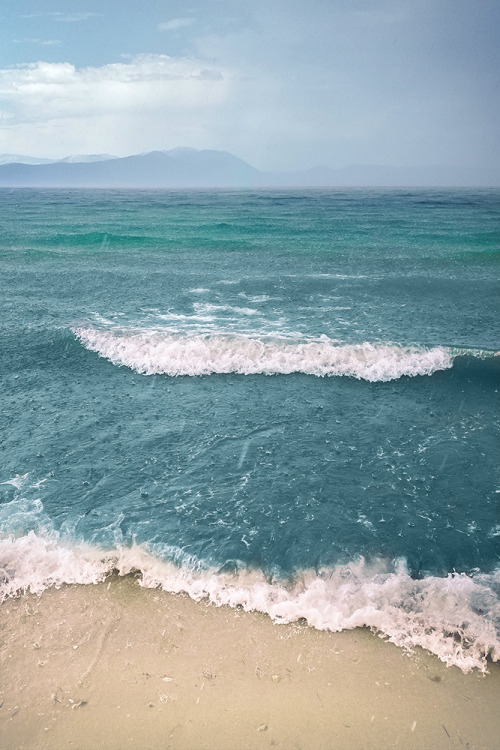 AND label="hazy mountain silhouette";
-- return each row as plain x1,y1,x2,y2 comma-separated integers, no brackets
0,149,260,187
0,148,497,187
